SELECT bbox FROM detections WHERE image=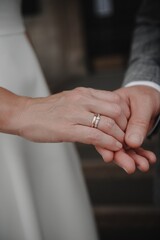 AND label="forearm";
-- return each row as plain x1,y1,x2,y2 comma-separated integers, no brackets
123,0,160,86
0,86,127,151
